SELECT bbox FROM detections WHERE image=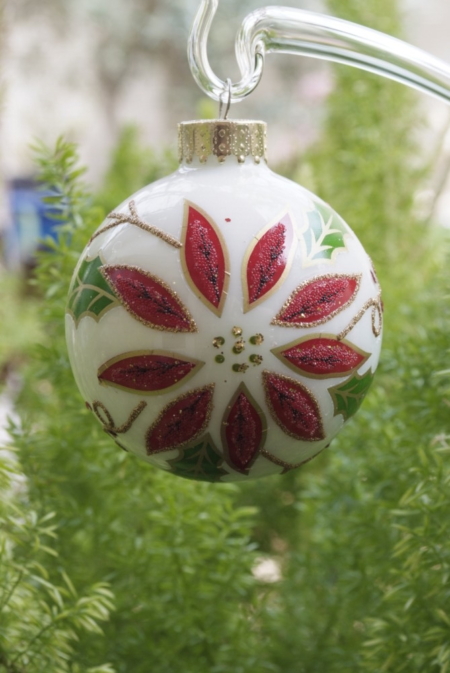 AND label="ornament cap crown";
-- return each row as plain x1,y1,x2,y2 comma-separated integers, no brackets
178,119,267,165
